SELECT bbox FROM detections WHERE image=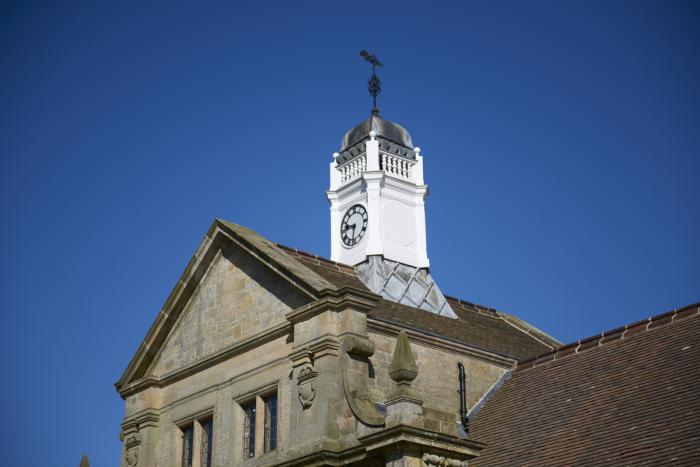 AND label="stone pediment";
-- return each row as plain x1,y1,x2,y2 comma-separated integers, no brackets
152,242,308,376
115,219,339,397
